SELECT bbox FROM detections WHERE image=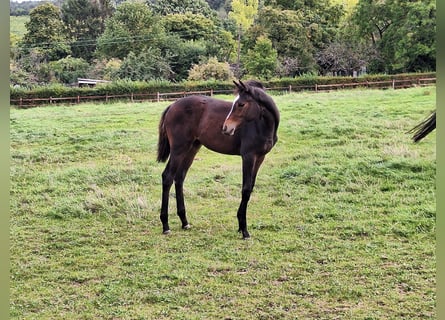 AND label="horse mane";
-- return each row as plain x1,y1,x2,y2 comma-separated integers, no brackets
236,80,280,144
